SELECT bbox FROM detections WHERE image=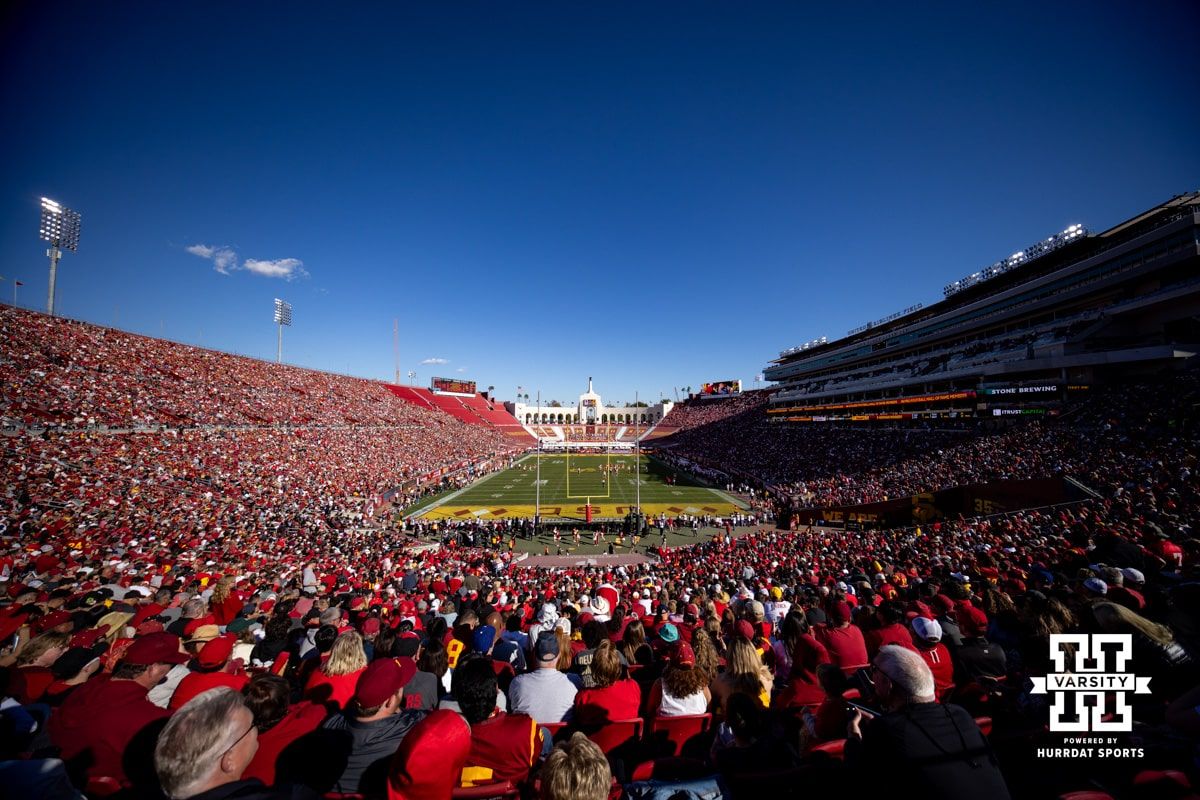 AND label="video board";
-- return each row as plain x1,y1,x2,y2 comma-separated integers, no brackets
699,380,742,397
432,377,476,395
